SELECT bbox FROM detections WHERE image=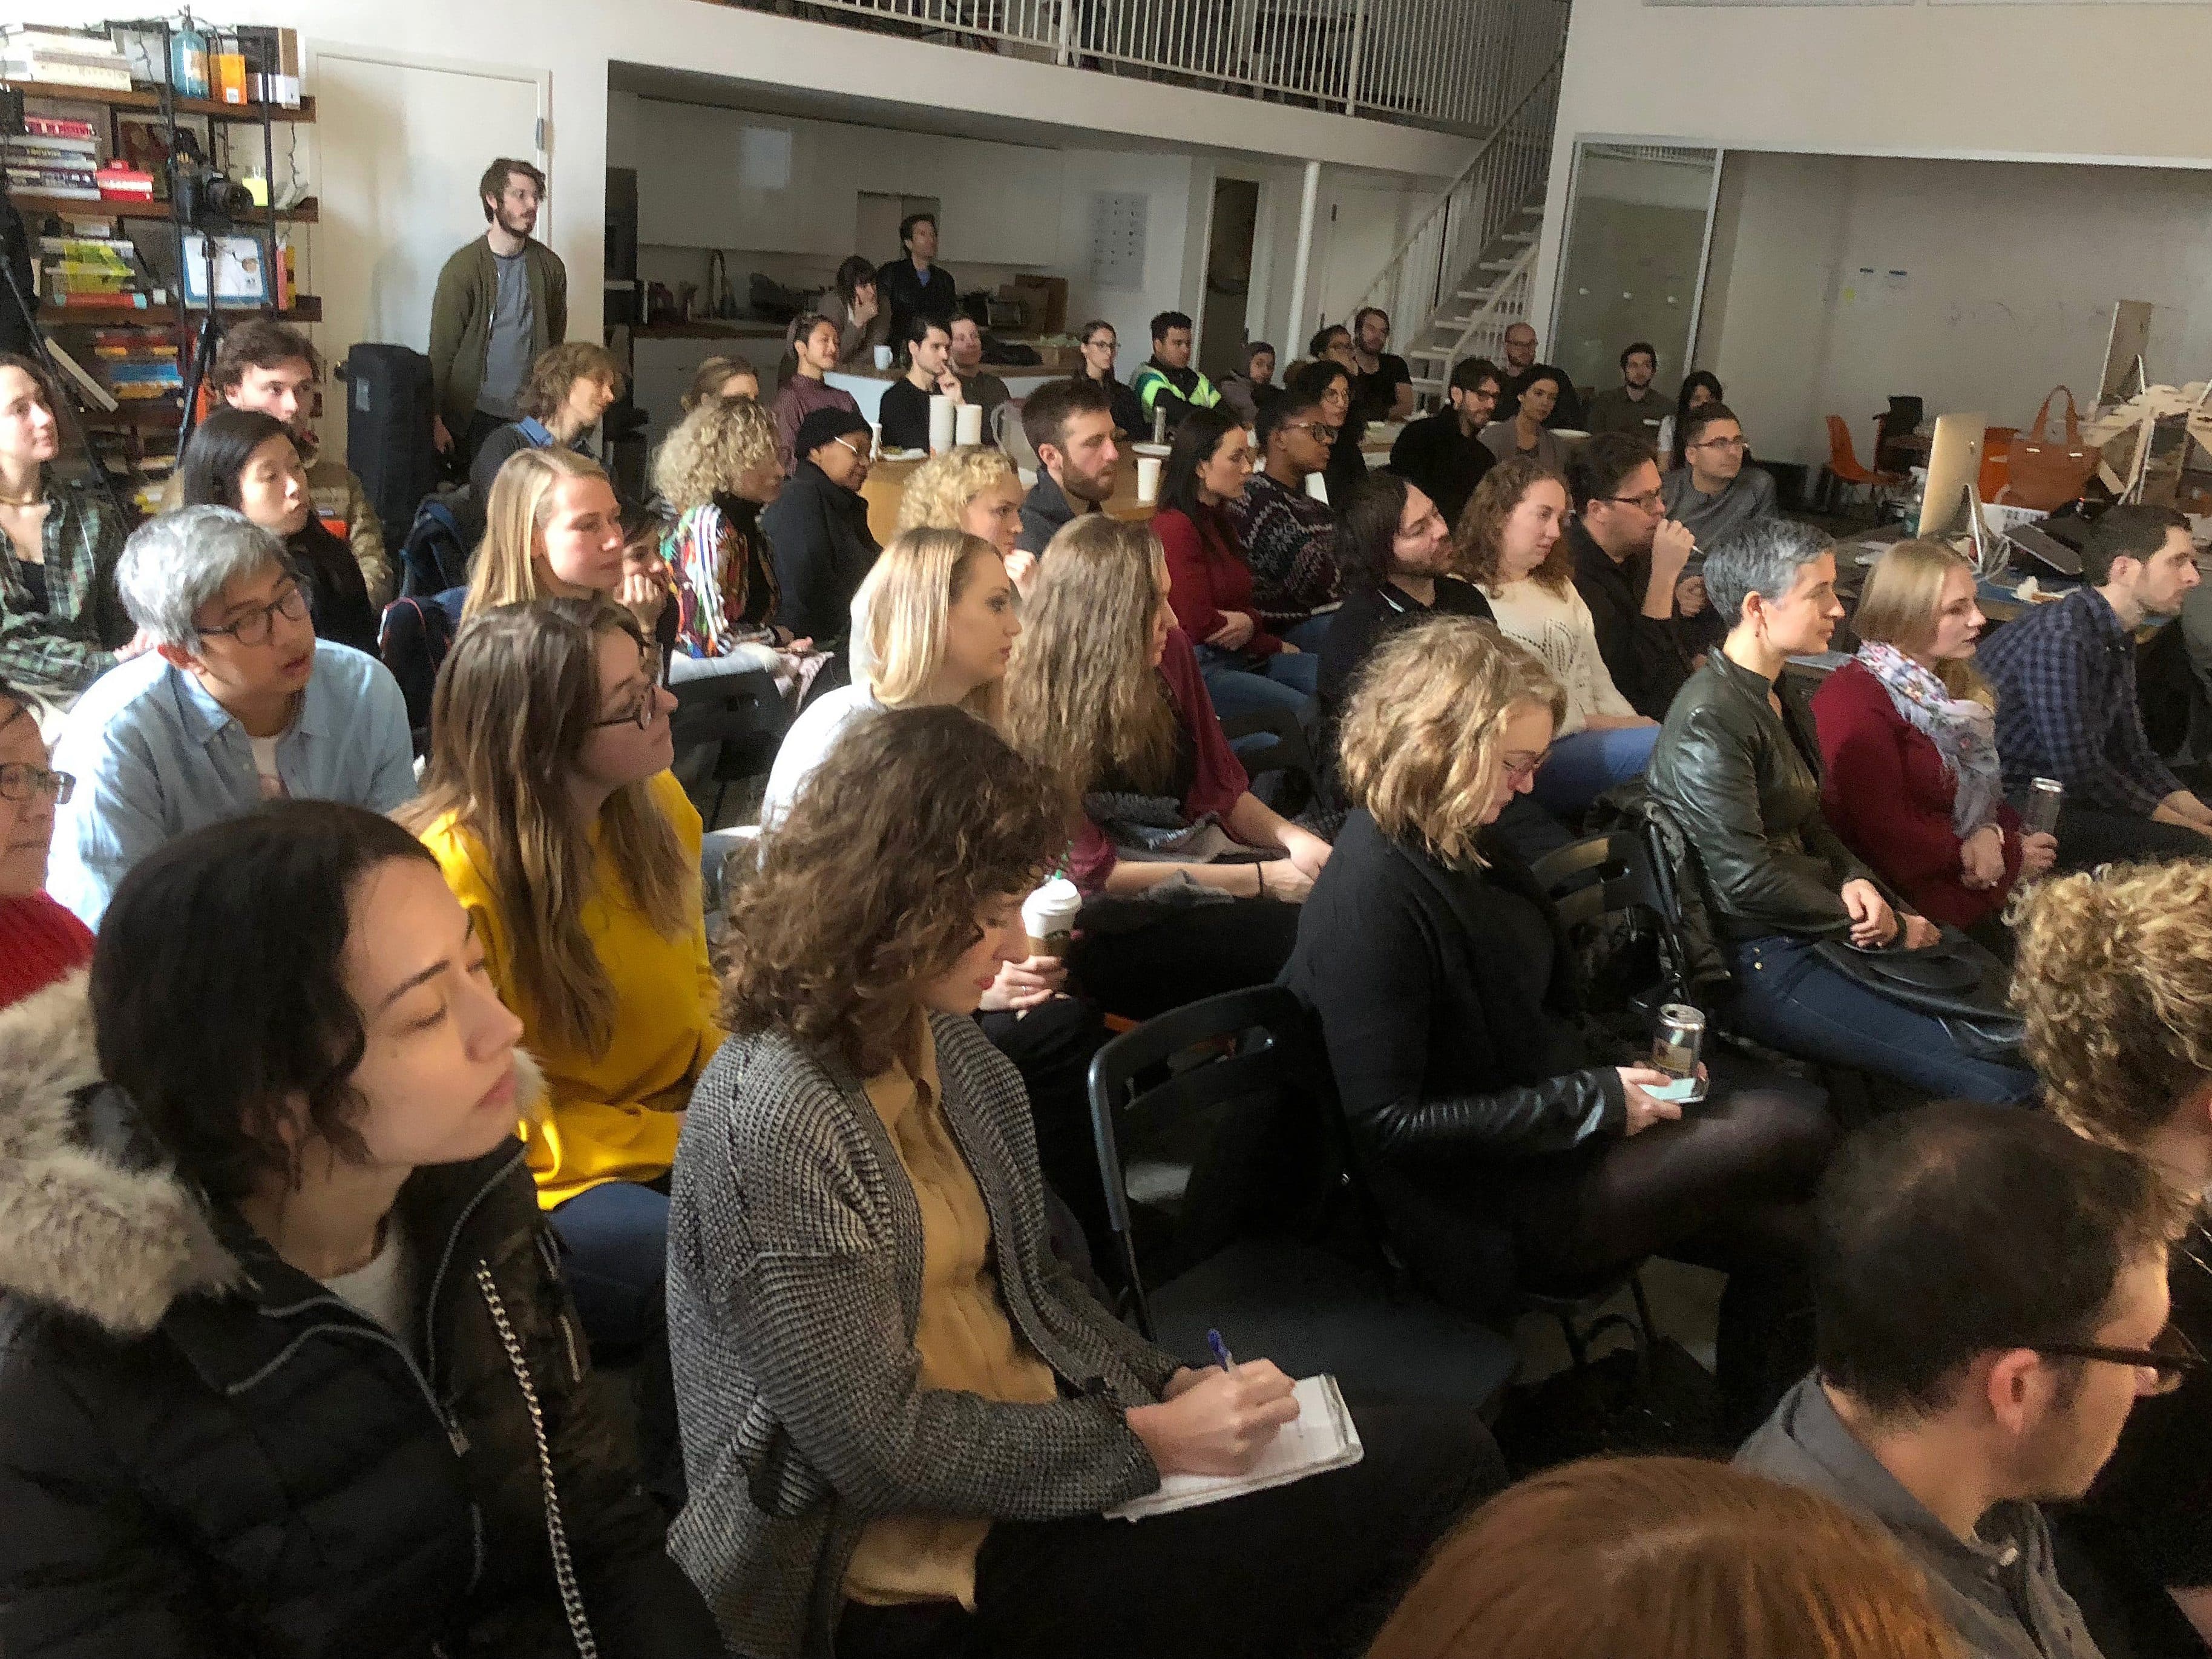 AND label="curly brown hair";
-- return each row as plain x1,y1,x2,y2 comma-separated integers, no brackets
721,706,1066,1076
2013,861,2212,1152
515,342,626,422
1454,455,1573,591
